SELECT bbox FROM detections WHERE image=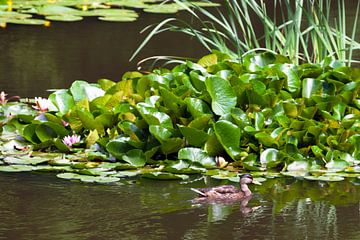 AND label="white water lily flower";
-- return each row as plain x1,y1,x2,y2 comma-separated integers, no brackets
33,97,49,112
0,91,8,105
